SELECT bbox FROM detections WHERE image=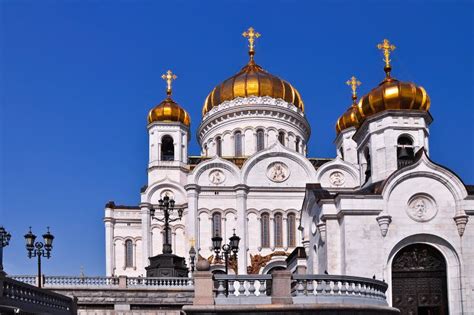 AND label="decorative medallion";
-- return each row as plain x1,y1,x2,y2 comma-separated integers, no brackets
406,195,437,222
266,162,289,182
209,170,225,185
329,171,345,187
